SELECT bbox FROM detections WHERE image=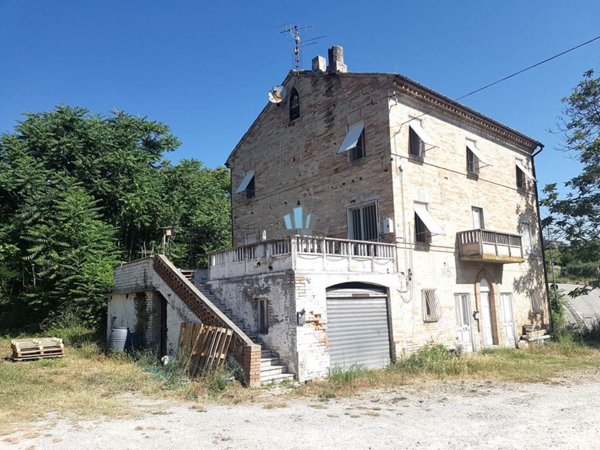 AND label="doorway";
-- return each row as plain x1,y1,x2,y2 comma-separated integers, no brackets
455,293,474,353
500,293,516,347
479,278,494,347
